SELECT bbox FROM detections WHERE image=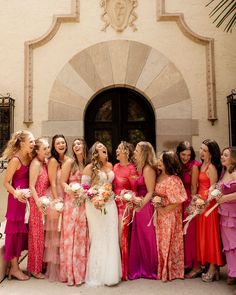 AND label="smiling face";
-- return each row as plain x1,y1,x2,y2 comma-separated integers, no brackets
21,132,35,154
116,143,128,162
36,139,50,160
54,137,67,156
96,143,108,161
179,149,191,165
199,143,211,162
221,148,231,168
73,139,84,156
